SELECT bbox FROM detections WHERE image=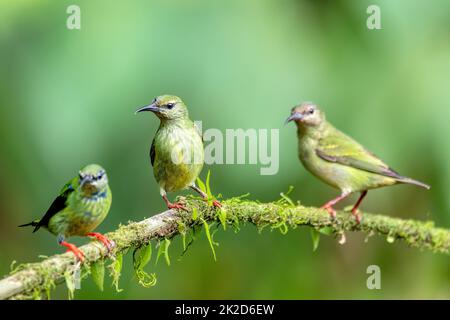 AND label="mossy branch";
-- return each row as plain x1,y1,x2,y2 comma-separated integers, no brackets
1,197,449,300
